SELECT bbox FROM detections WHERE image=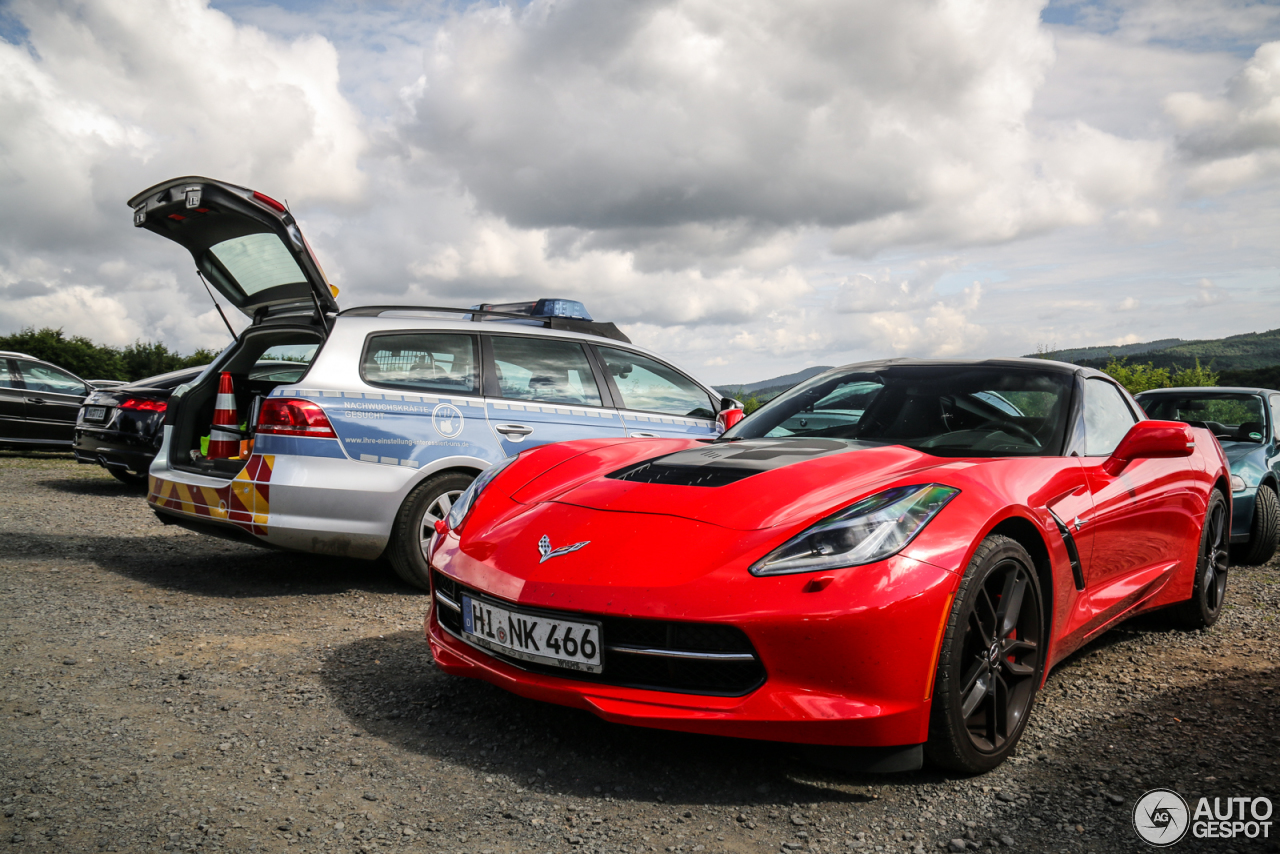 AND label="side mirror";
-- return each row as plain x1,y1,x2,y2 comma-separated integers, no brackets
717,397,745,432
1104,420,1195,475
